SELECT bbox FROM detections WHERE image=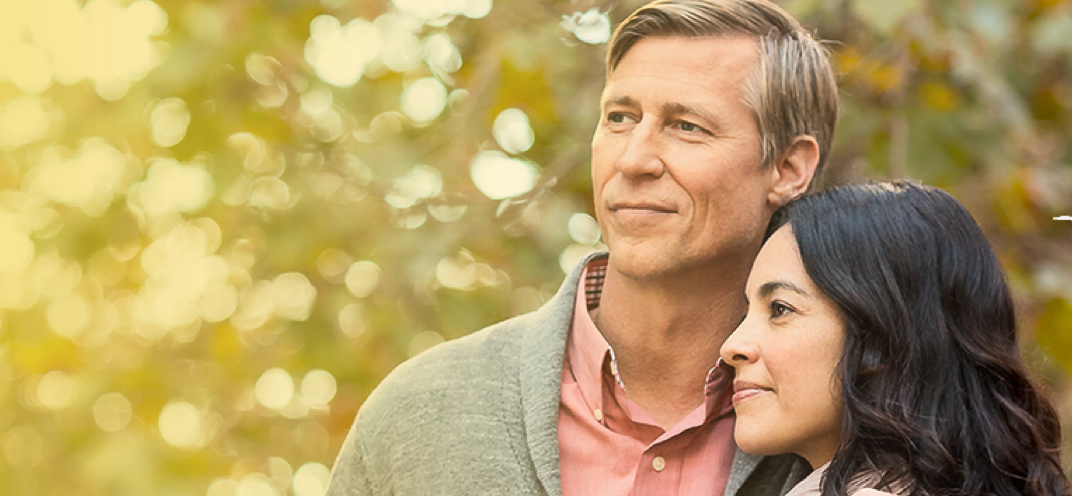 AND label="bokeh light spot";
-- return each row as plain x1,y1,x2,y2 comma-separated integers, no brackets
337,303,368,339
0,0,168,99
408,330,445,357
47,292,93,338
0,96,52,149
267,457,294,492
305,15,380,88
201,284,239,322
559,244,599,274
231,280,274,331
236,474,277,496
300,86,334,117
246,53,281,86
562,9,611,44
0,214,35,275
37,370,78,410
26,138,127,216
379,22,421,73
207,478,239,496
424,33,462,74
436,255,477,290
316,249,352,281
463,0,493,19
386,165,442,209
150,98,191,148
344,261,380,298
159,400,206,449
567,213,601,245
292,462,331,496
93,392,133,432
469,150,537,200
392,0,467,20
272,272,317,321
134,158,215,216
255,368,294,410
400,77,447,122
428,204,467,222
5,43,53,94
249,177,294,210
493,108,535,154
300,370,337,408
3,426,43,469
